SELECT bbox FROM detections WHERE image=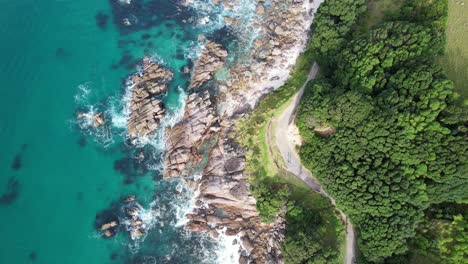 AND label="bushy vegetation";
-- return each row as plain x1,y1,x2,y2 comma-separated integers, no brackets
250,176,344,264
309,0,367,69
282,190,344,264
298,0,467,262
